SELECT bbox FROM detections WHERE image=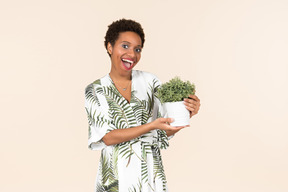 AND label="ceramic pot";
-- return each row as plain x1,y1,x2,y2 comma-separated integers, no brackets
163,101,190,127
